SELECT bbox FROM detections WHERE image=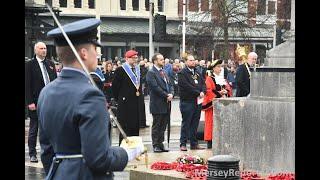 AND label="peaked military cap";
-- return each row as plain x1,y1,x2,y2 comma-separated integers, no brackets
47,18,102,47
